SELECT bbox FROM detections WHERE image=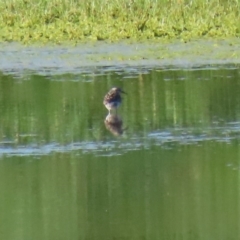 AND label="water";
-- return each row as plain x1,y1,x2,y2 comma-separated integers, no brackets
1,56,240,239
